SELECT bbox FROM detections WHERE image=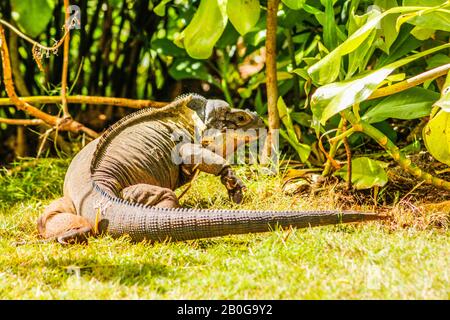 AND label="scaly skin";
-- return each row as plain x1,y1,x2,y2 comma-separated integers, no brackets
38,95,380,244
